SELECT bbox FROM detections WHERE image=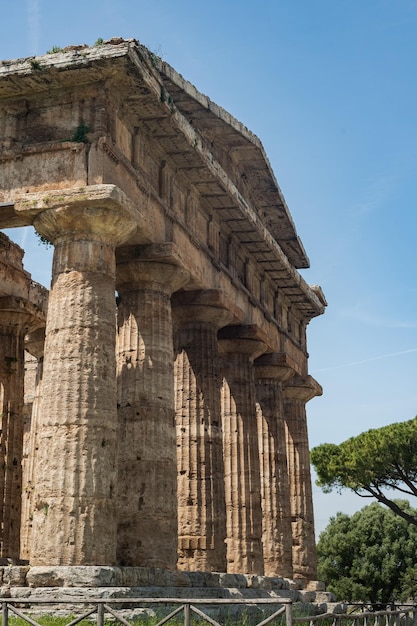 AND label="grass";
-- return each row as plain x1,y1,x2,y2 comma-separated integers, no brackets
0,611,283,626
0,617,93,626
0,601,311,626
0,614,199,626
